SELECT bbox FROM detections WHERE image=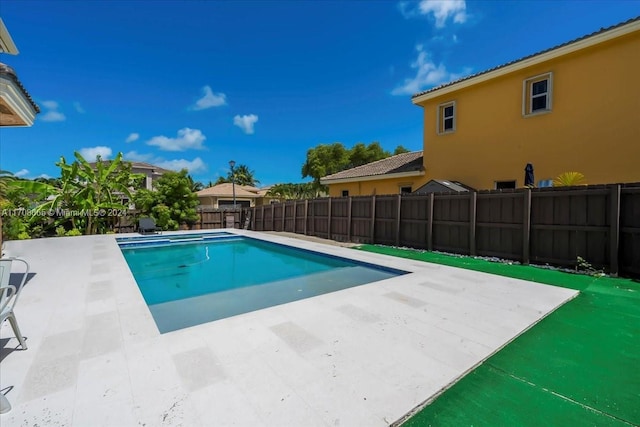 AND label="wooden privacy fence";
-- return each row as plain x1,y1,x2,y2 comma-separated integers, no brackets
250,183,640,278
113,208,248,233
